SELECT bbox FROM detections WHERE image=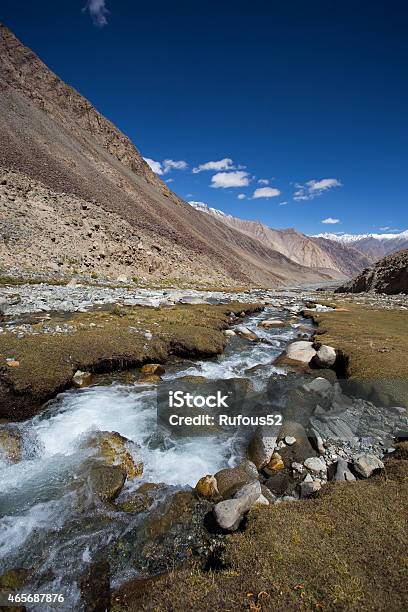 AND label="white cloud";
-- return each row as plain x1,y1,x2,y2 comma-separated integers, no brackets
193,158,234,173
143,157,163,175
321,217,341,224
237,193,246,200
143,157,187,175
294,178,341,201
252,187,281,199
84,0,109,27
165,178,174,183
163,159,188,173
211,171,250,189
279,201,288,206
258,179,269,185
